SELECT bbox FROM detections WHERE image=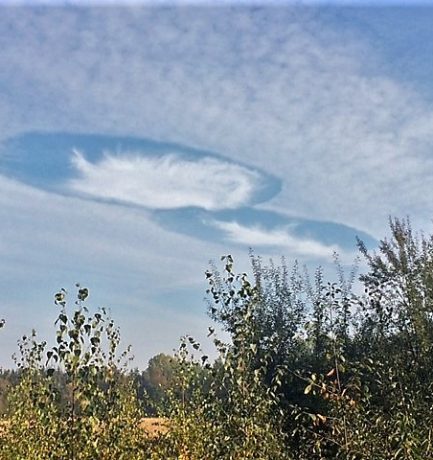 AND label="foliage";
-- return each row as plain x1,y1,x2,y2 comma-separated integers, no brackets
204,219,433,458
133,353,180,415
166,256,290,459
294,217,433,458
2,217,433,458
1,286,148,460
